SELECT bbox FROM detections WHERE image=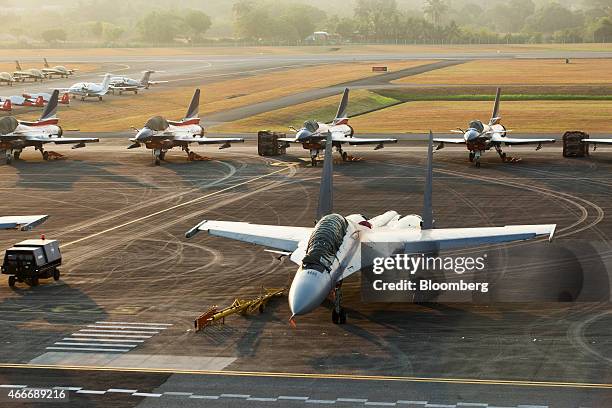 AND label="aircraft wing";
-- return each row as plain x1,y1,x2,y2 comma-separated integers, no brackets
583,138,612,144
23,136,99,145
277,137,301,143
0,215,48,231
362,224,556,252
433,138,466,144
331,134,398,145
491,135,555,145
195,136,244,145
185,220,312,253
